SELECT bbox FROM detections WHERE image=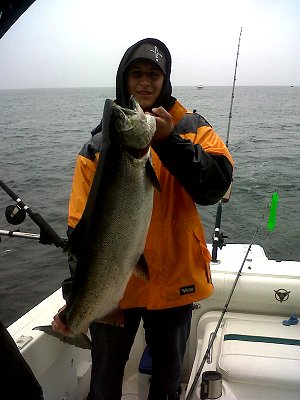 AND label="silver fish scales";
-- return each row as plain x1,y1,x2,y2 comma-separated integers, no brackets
35,97,157,348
